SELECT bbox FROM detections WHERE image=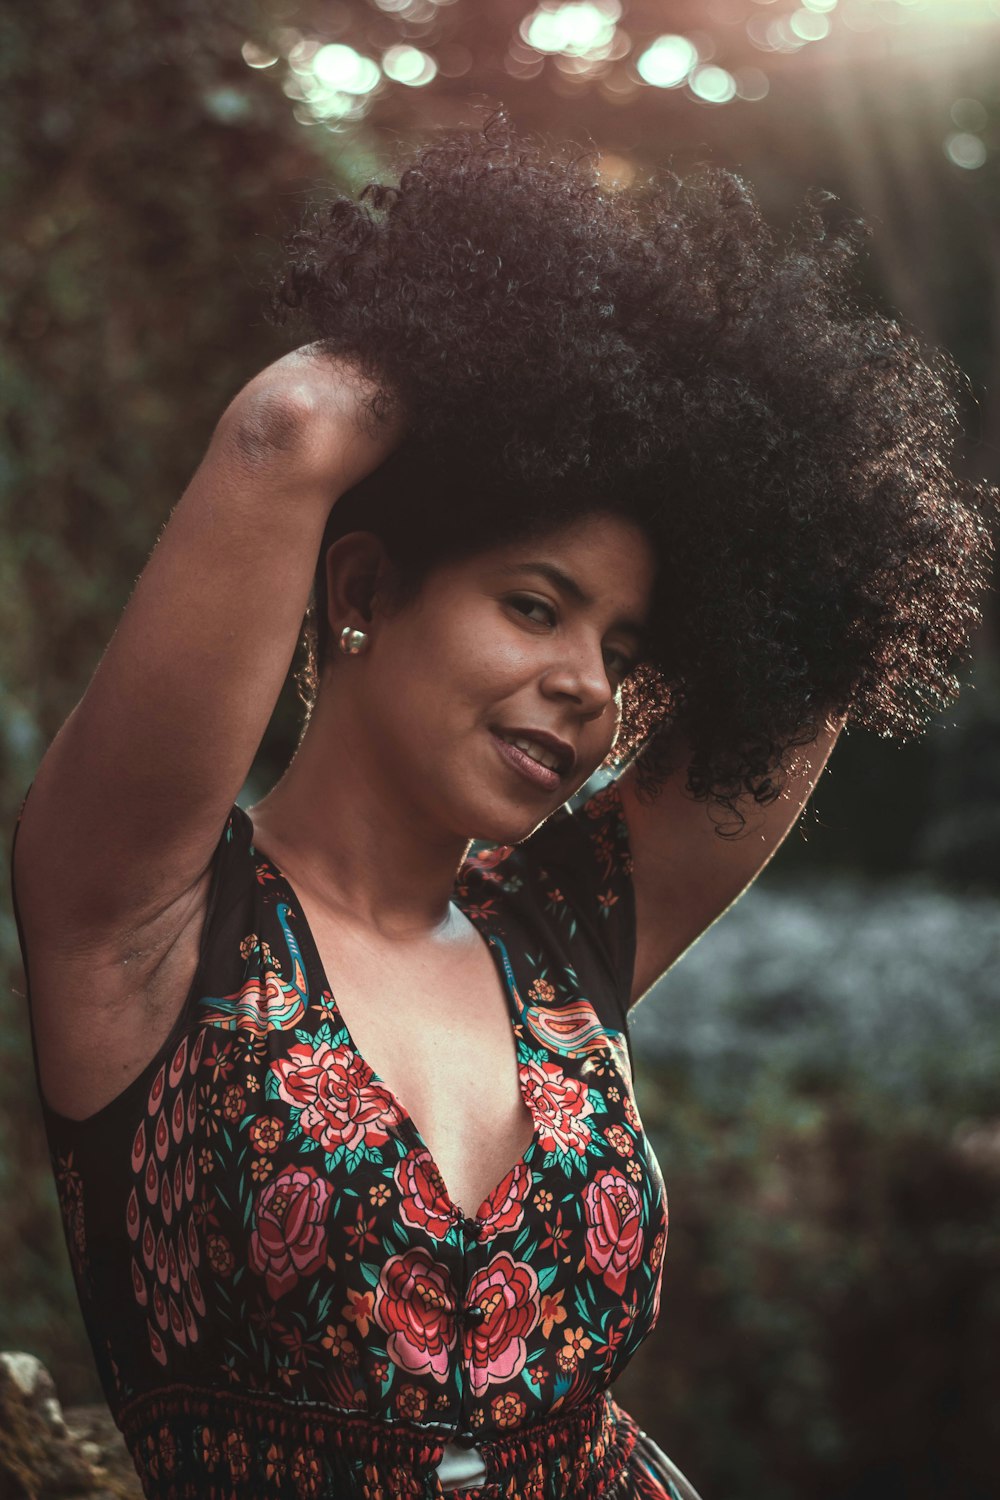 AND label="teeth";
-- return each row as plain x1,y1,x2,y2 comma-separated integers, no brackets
501,734,562,772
